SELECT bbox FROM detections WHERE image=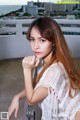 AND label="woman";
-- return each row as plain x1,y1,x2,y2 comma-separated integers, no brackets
8,17,80,120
